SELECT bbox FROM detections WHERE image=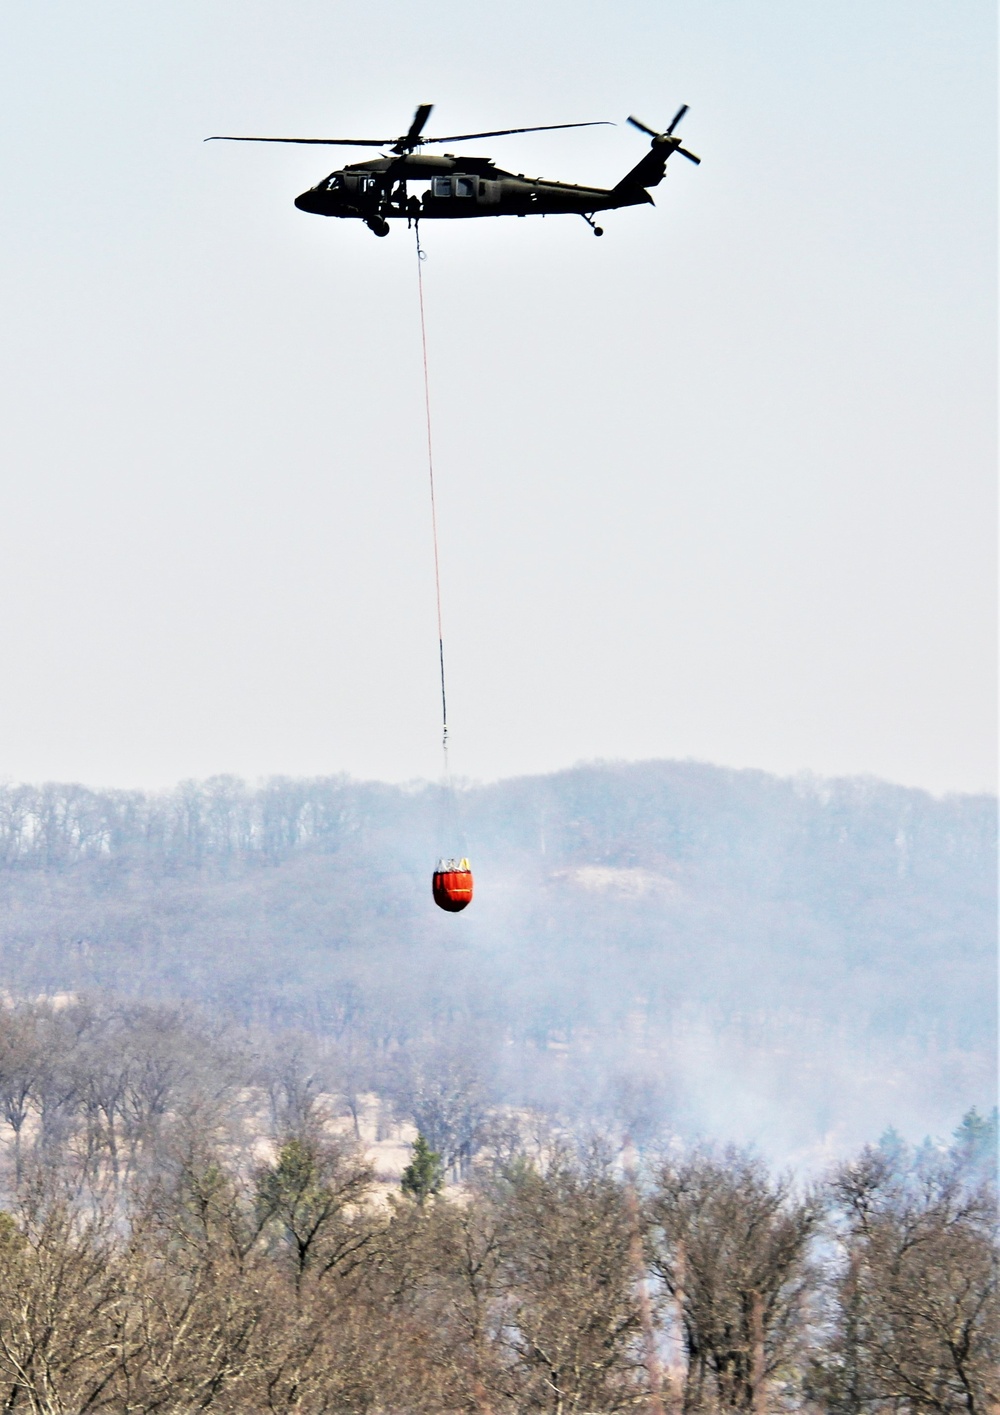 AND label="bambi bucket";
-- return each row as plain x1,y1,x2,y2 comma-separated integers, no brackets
432,858,474,913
